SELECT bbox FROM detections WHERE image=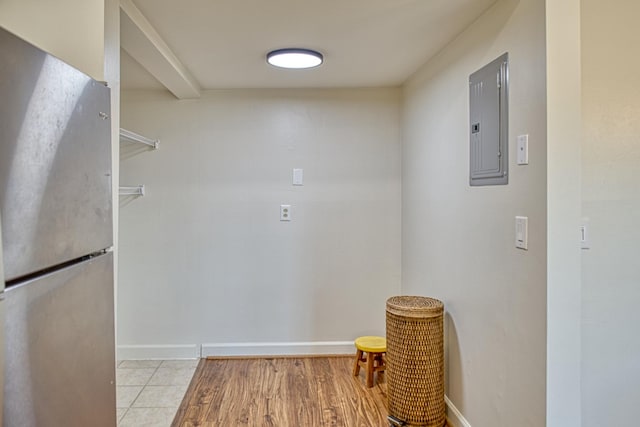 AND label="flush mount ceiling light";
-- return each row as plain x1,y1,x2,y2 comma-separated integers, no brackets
266,48,323,69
